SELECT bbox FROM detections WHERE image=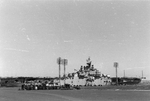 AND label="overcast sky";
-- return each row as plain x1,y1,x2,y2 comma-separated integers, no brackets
0,0,150,79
